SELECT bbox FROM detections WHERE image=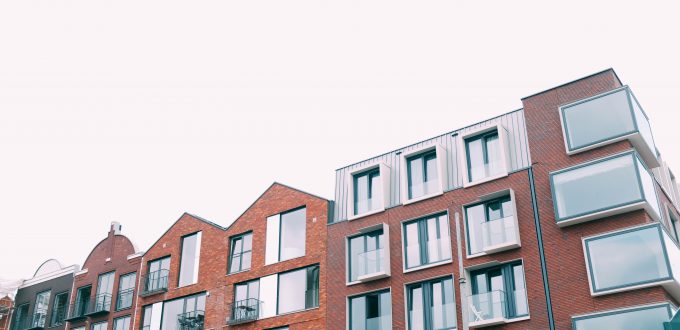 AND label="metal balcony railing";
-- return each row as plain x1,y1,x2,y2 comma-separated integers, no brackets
84,294,112,317
65,298,90,322
28,308,48,330
177,310,204,330
50,303,67,327
227,299,261,325
116,288,135,310
141,269,169,297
